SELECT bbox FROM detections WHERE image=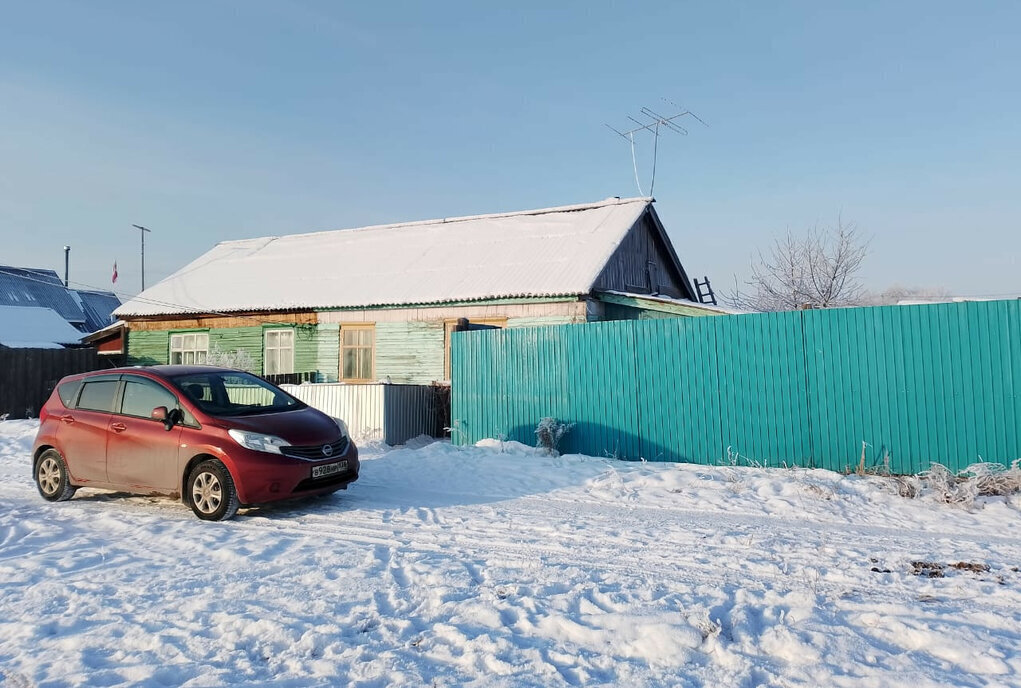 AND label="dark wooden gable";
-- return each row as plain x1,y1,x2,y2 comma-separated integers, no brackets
590,206,696,300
